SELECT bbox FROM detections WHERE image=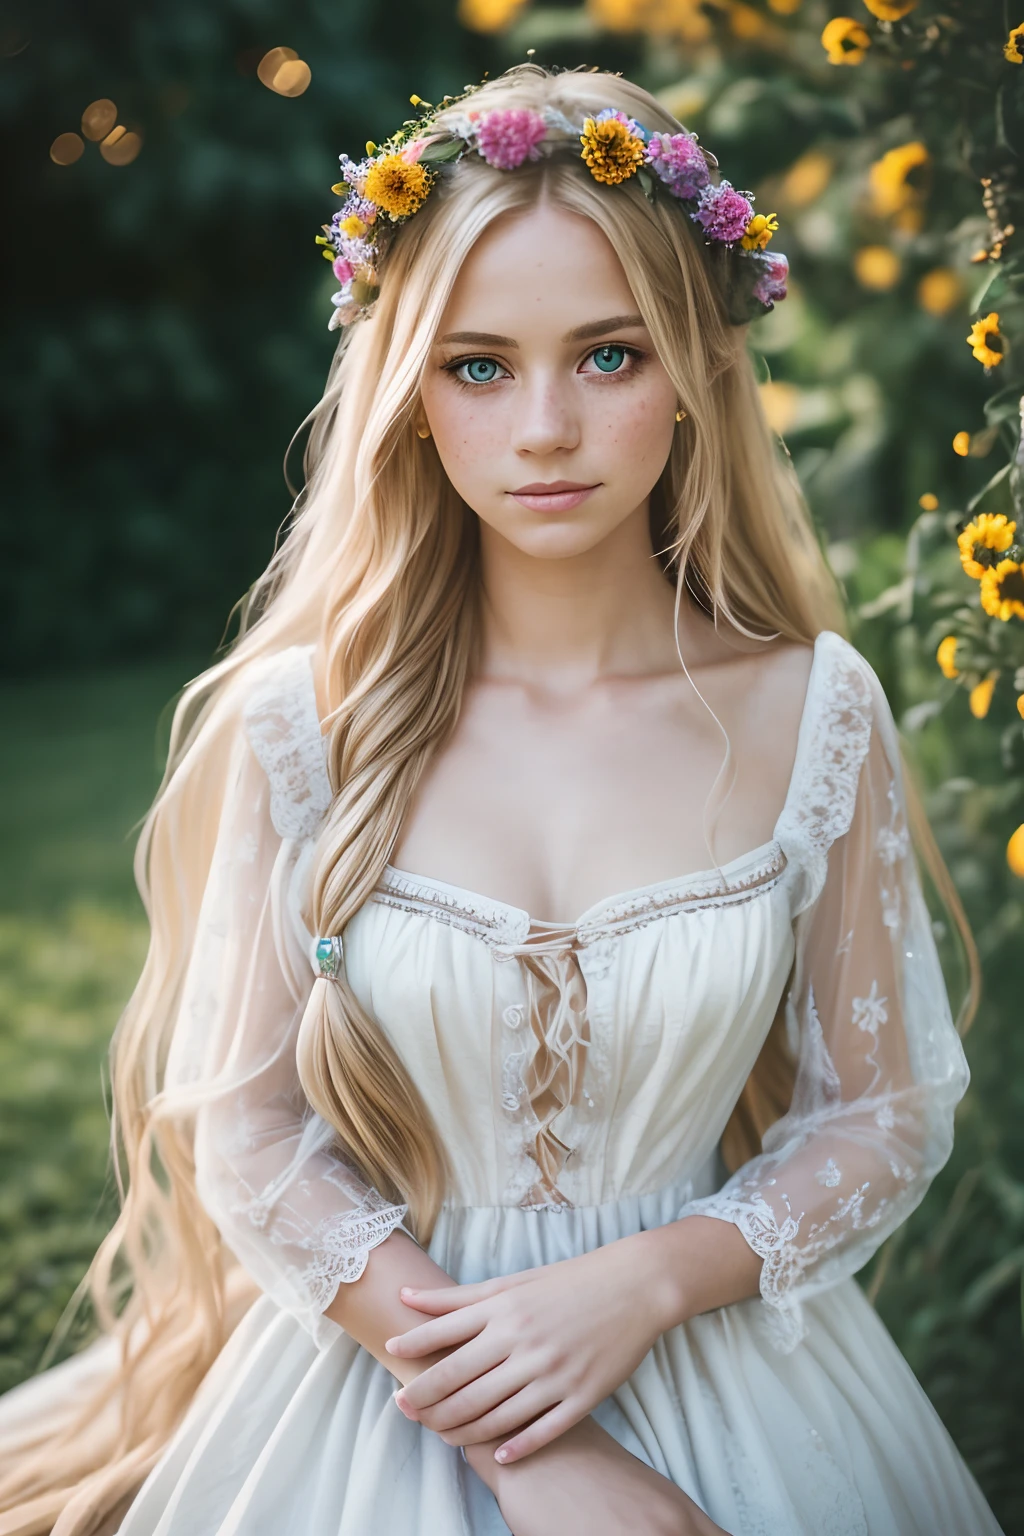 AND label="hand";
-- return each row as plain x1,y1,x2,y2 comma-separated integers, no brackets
385,1230,678,1464
469,1416,731,1536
